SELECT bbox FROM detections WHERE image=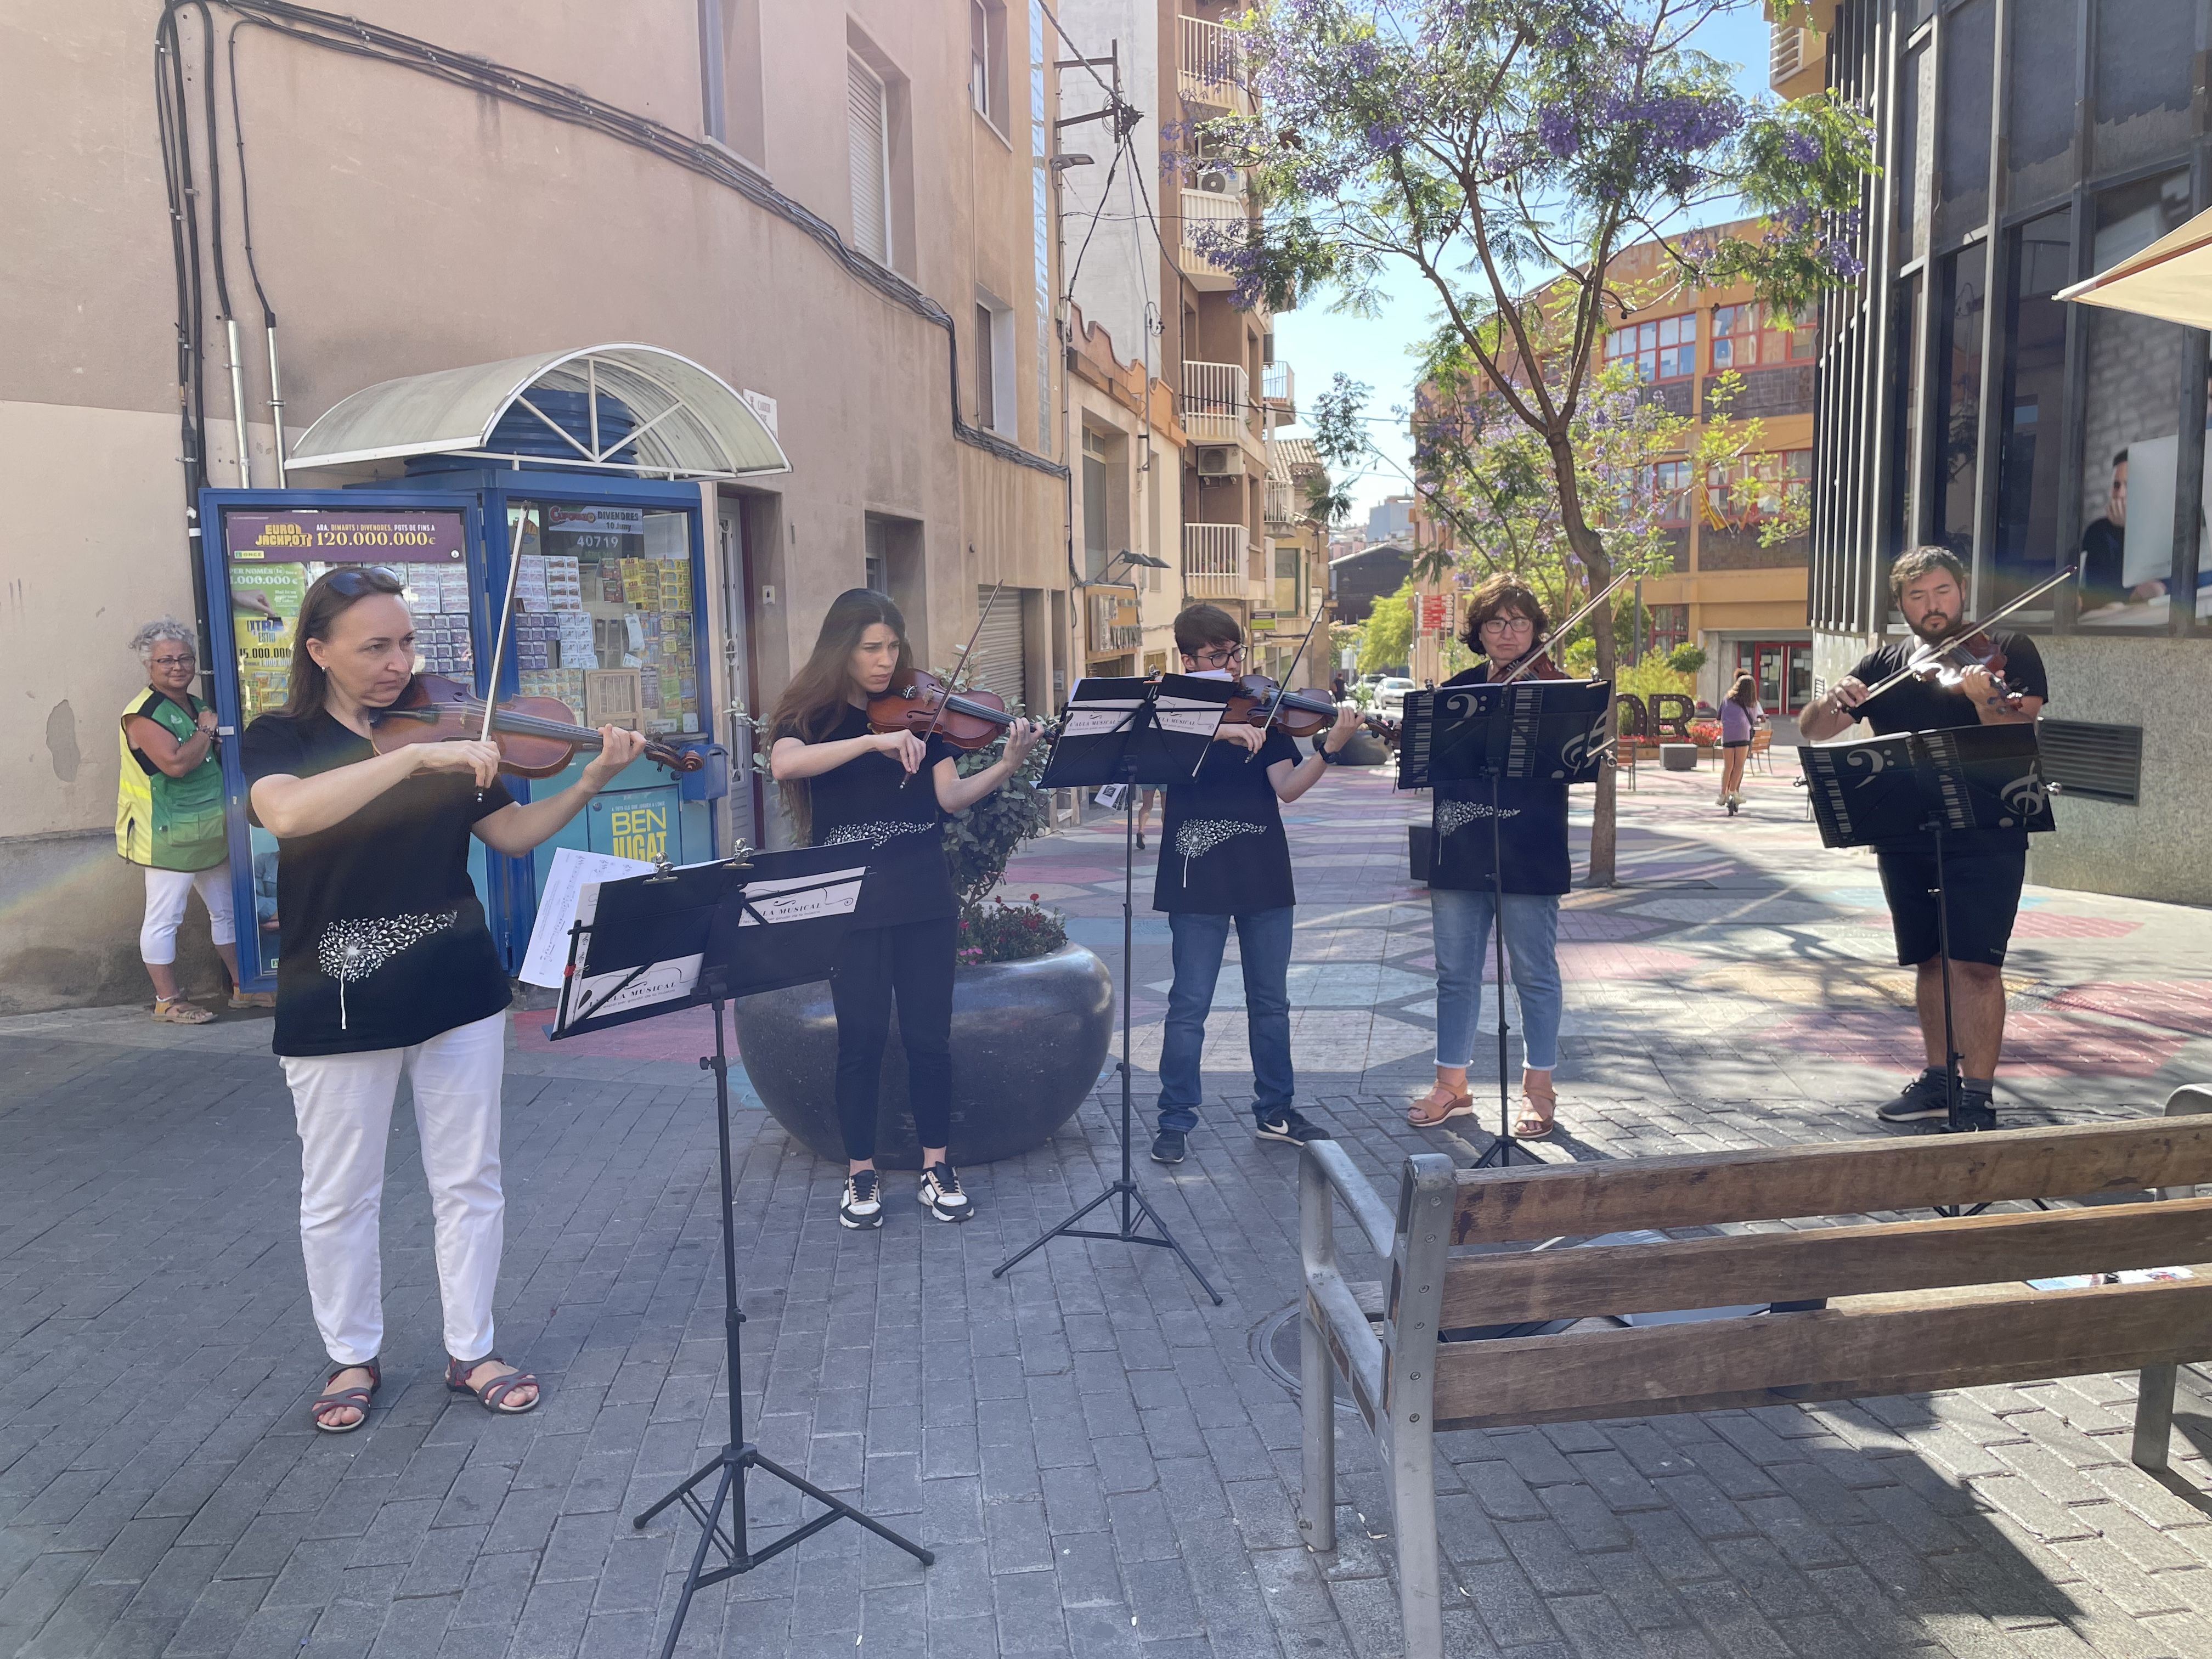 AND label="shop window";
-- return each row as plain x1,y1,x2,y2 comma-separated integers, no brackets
512,504,702,741
1993,208,2072,608
1933,243,1987,563
1933,0,1994,246
1605,313,1697,383
2078,171,2194,630
1712,302,1816,370
2093,0,2196,173
2004,0,2075,208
